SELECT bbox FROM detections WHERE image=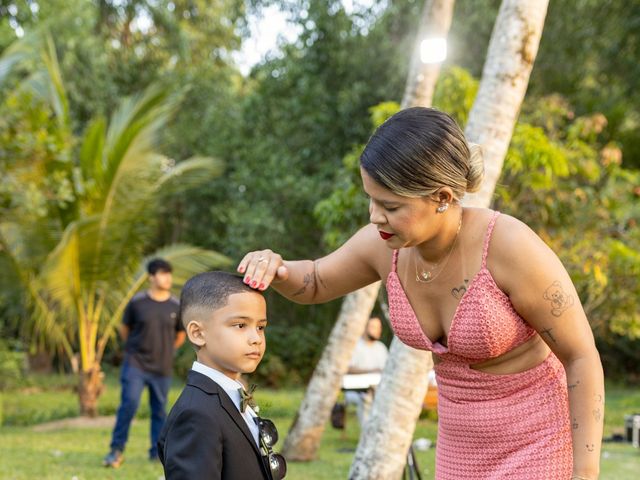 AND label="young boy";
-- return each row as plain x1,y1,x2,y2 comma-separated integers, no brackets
158,271,282,479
